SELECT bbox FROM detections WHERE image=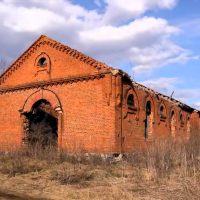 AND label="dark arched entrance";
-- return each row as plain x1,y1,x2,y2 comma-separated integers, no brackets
22,99,58,148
